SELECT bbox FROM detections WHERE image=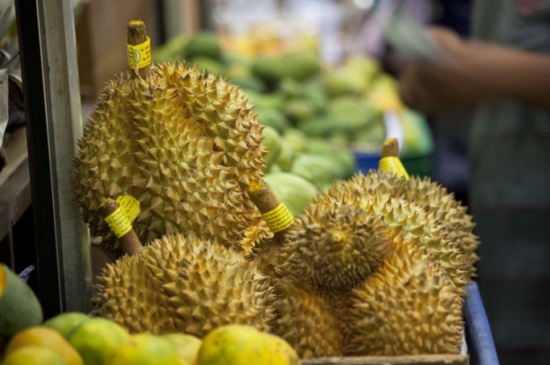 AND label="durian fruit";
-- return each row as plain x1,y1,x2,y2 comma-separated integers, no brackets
274,204,392,290
345,234,464,356
356,170,480,278
311,175,470,295
270,279,344,359
92,233,276,336
73,62,266,250
239,217,273,257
